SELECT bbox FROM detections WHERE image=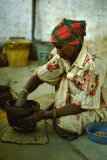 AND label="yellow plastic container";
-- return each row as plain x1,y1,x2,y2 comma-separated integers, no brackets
5,39,31,67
